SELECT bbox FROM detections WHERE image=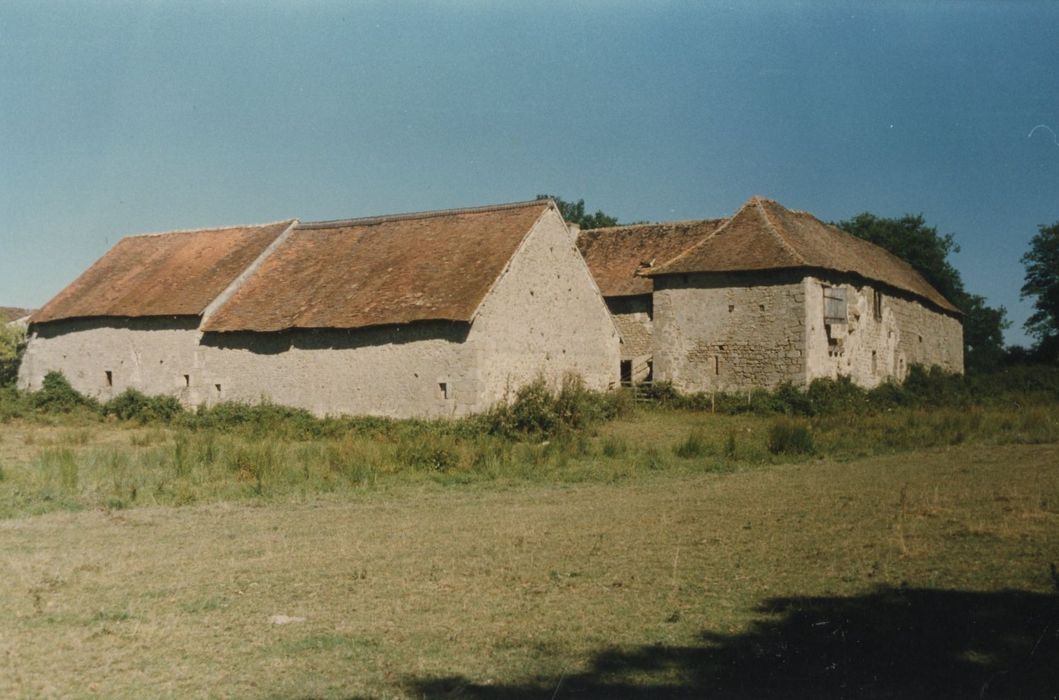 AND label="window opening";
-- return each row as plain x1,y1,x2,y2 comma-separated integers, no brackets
105,370,113,387
183,374,190,388
873,290,883,321
620,360,632,386
823,286,848,325
439,382,450,400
